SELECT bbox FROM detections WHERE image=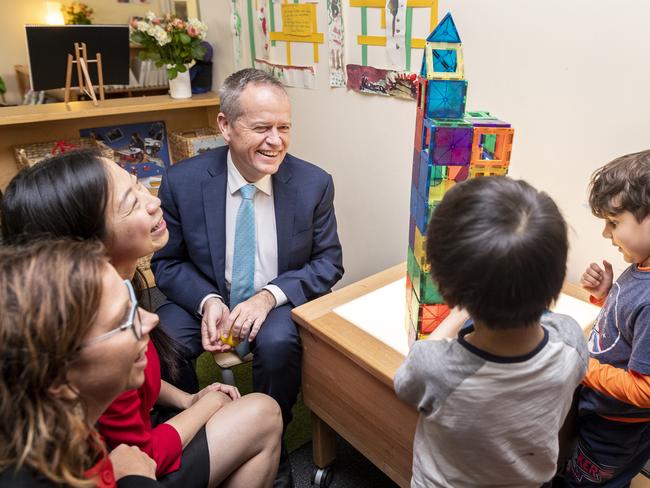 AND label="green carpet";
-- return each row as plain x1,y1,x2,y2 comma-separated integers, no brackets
196,352,312,453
